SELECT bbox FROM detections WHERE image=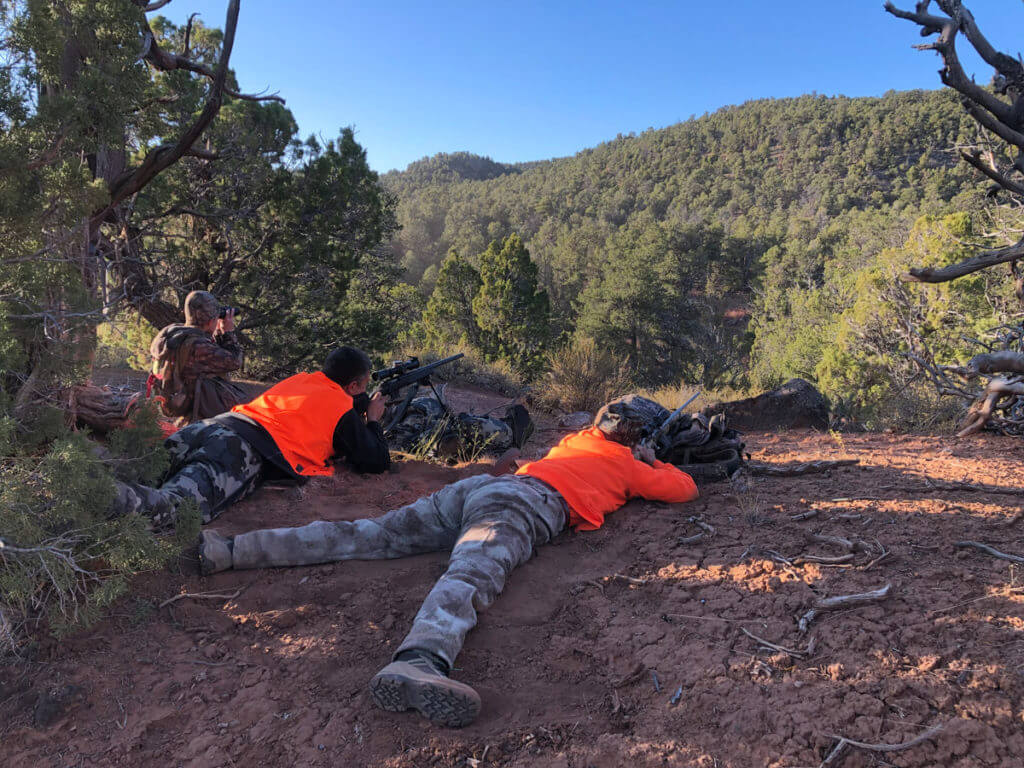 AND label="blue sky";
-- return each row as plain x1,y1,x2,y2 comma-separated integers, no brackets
161,0,1018,172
